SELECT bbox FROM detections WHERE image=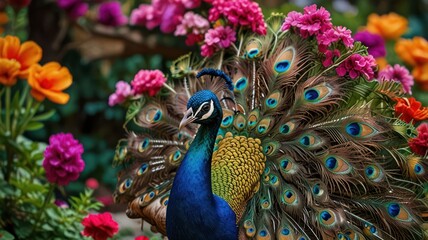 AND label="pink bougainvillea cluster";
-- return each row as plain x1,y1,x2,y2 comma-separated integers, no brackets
108,70,167,106
129,0,266,57
282,4,376,80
